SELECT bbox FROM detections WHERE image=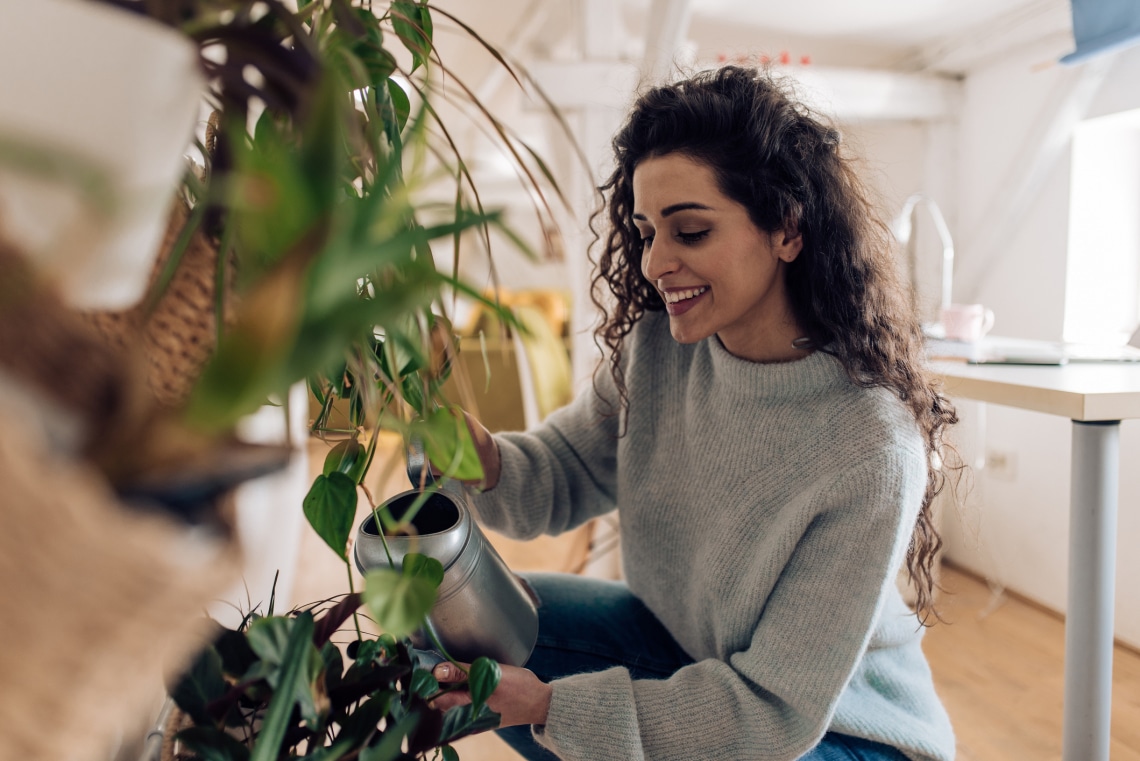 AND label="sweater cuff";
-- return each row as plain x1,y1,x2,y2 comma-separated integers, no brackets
532,669,644,761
